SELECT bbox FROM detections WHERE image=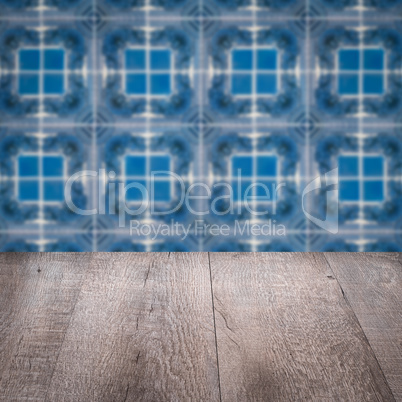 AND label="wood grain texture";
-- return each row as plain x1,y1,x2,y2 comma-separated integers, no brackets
324,252,402,401
0,252,400,402
209,252,395,402
45,252,219,402
0,253,90,401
